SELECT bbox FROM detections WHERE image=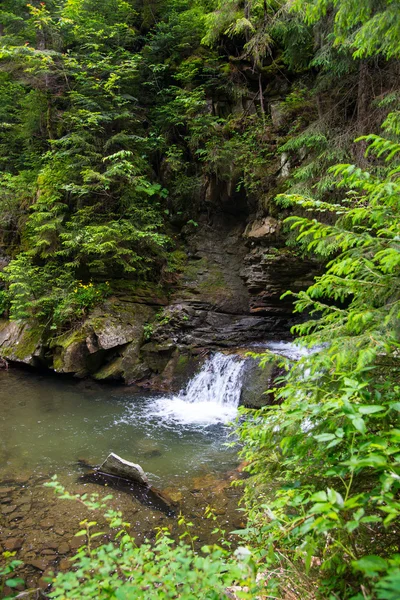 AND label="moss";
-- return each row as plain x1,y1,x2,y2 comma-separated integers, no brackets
0,321,44,362
165,249,188,274
176,353,190,372
52,352,64,372
49,327,87,350
108,281,167,304
12,325,44,360
93,357,124,381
